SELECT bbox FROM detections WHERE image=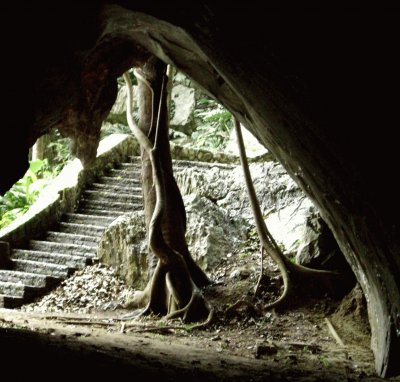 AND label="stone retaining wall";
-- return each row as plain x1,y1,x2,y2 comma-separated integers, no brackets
0,134,139,257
